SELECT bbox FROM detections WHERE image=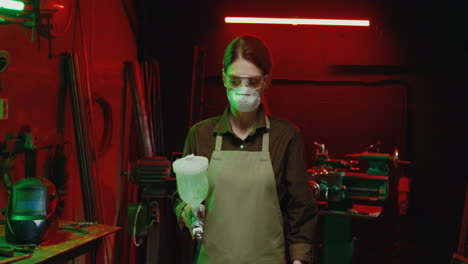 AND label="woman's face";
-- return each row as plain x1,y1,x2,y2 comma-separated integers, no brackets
223,58,267,94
